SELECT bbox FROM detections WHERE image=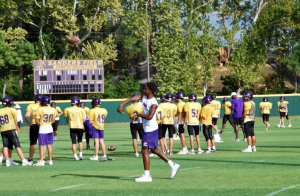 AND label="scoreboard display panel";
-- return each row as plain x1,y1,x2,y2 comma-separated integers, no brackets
34,60,104,94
